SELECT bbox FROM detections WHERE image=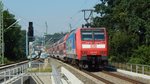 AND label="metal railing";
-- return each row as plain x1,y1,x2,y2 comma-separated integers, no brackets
0,62,52,84
110,62,150,75
0,63,28,84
